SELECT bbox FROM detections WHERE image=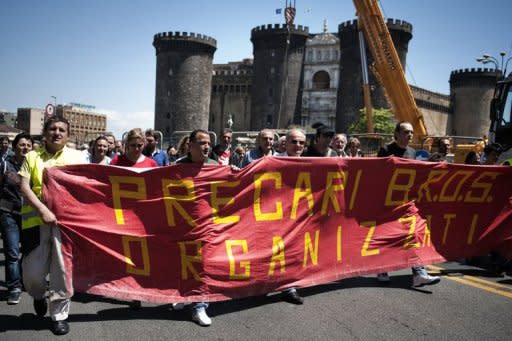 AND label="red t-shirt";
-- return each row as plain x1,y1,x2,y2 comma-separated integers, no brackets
111,154,158,168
